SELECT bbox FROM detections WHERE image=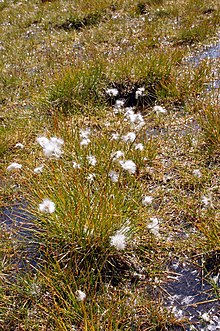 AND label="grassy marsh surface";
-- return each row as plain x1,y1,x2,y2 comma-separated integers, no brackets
0,0,220,330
